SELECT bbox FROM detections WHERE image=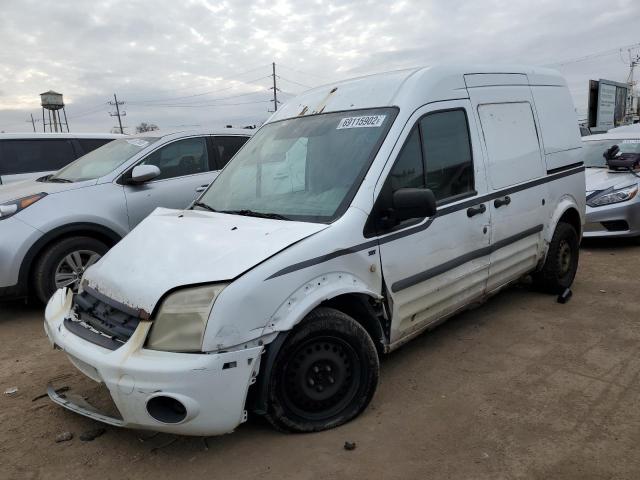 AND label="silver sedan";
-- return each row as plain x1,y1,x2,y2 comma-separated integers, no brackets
582,133,640,239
